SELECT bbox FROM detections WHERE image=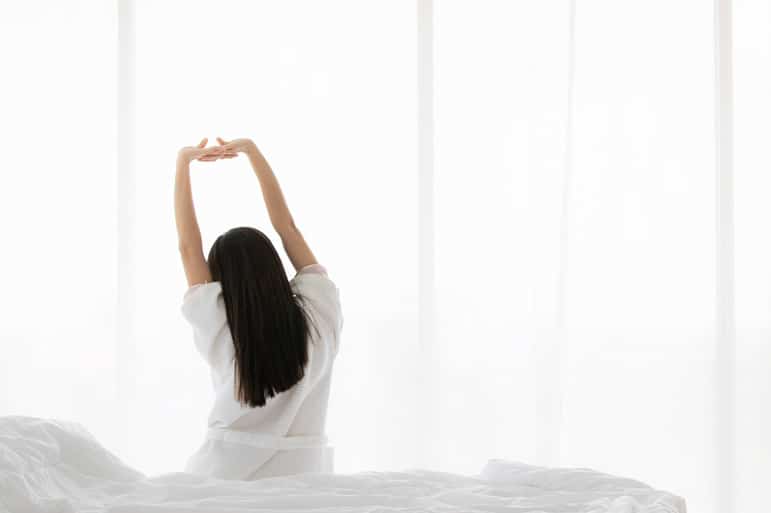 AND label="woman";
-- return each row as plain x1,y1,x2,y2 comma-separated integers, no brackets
174,137,343,480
